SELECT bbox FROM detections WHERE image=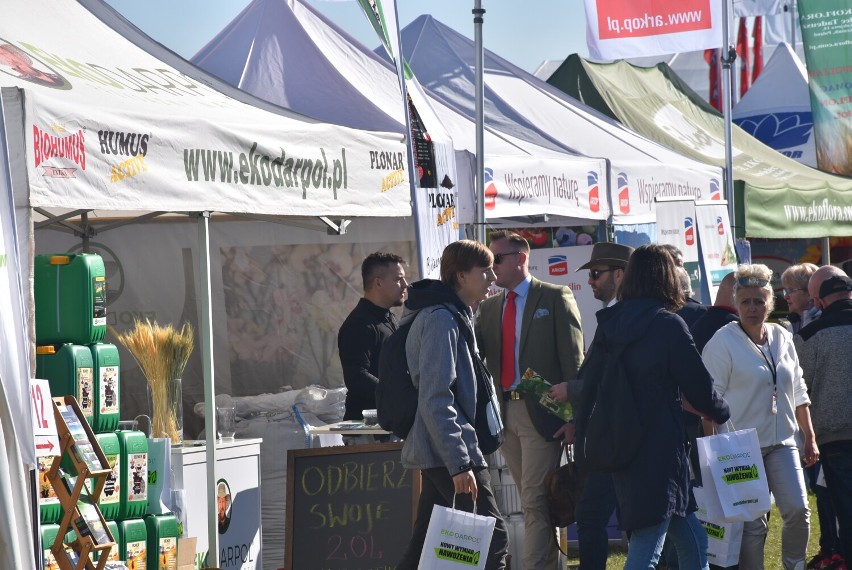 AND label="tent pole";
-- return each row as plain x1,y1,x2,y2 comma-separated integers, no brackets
197,211,219,567
720,0,736,232
473,0,486,244
823,237,831,264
